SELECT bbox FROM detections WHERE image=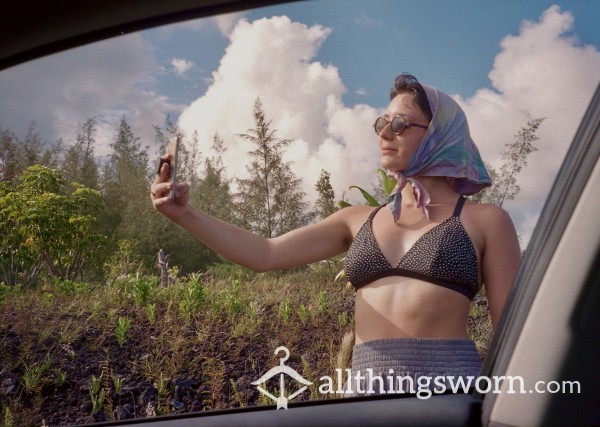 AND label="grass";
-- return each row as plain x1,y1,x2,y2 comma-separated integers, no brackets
0,263,493,425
